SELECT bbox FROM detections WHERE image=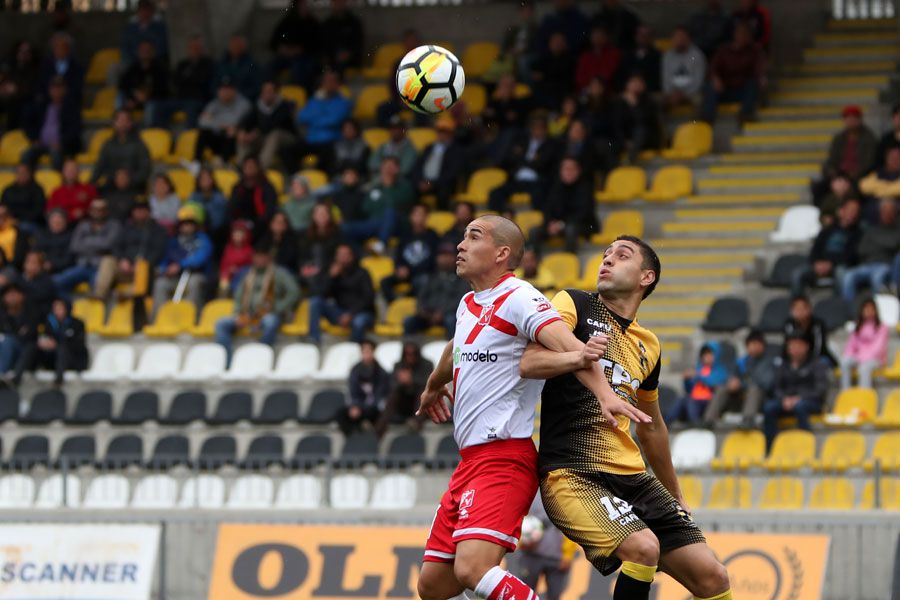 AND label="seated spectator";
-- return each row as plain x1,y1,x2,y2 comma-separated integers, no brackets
120,0,168,67
35,209,73,275
215,33,261,101
218,220,253,293
186,167,228,249
537,0,589,56
840,297,889,390
381,203,439,301
259,212,299,272
841,198,900,303
688,0,730,57
151,206,211,315
0,41,38,130
37,33,83,105
52,199,121,298
859,146,900,199
783,294,837,367
321,0,364,73
0,205,28,271
114,199,167,294
0,283,36,381
575,26,620,92
791,198,861,296
342,156,414,254
613,73,663,163
13,297,87,387
729,0,771,51
515,247,556,291
665,342,728,426
403,242,469,336
333,118,369,175
763,332,828,449
549,95,579,139
488,114,560,212
281,175,316,232
195,78,251,163
298,203,345,294
215,242,300,363
101,169,139,223
499,0,538,83
560,119,599,174
662,26,707,110
19,250,56,318
815,172,857,225
579,77,616,167
22,76,81,170
411,119,465,209
531,31,576,109
1,162,45,231
236,80,297,169
149,34,213,128
339,339,389,435
268,0,320,85
875,104,900,169
700,22,765,124
148,173,180,232
331,166,366,223
442,201,475,245
703,330,776,428
46,159,94,223
592,0,640,51
368,115,418,178
483,74,531,135
308,243,374,343
818,105,878,191
378,341,433,435
118,40,168,118
91,110,151,191
282,69,352,173
530,157,596,253
619,25,661,92
228,156,278,235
